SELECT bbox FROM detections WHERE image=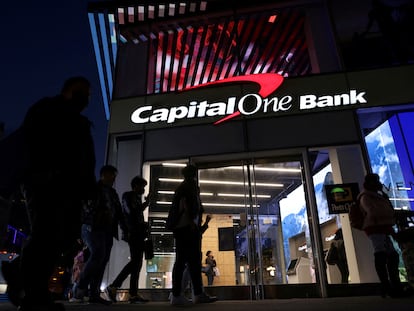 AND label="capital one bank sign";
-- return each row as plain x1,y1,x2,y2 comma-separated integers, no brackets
129,73,367,126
